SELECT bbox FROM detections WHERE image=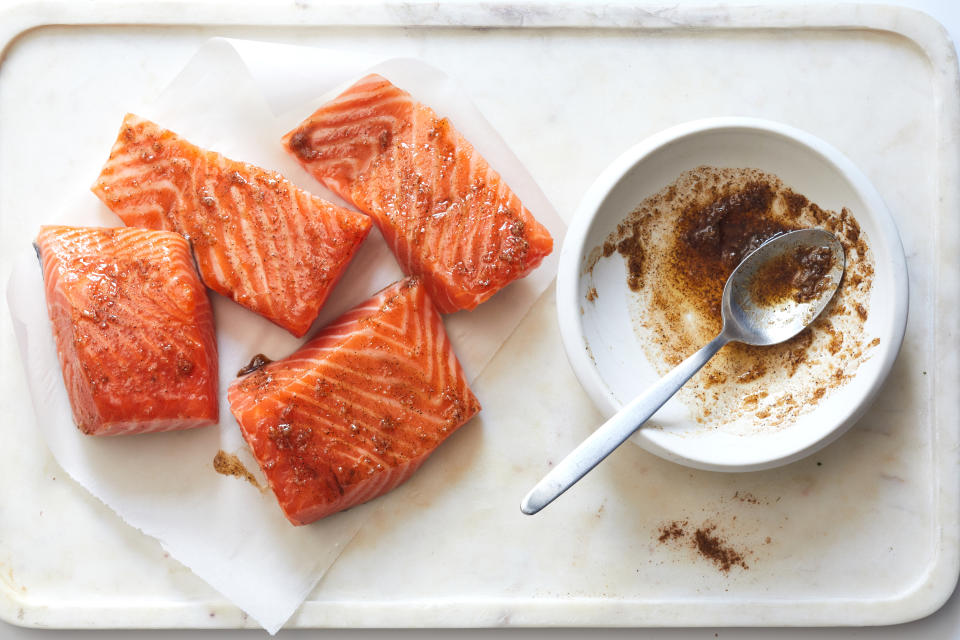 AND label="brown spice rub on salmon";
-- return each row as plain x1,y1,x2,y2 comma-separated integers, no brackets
36,225,218,436
227,278,481,525
92,114,372,337
282,74,553,313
